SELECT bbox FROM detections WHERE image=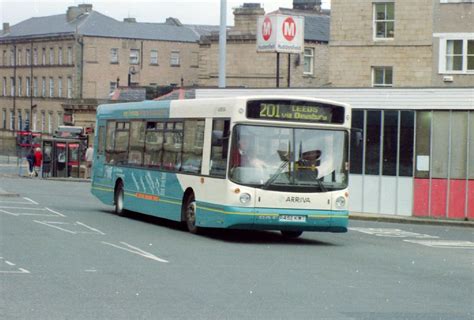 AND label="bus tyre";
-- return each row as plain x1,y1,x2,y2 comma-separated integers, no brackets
114,182,127,216
281,230,303,239
184,195,199,234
